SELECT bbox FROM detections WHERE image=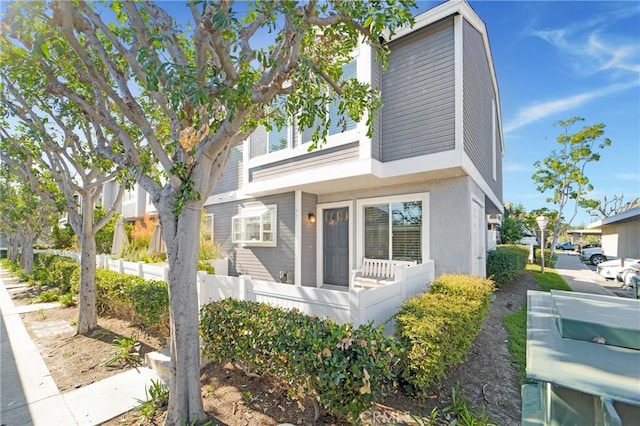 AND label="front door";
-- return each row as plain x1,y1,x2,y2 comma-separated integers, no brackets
323,207,349,286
